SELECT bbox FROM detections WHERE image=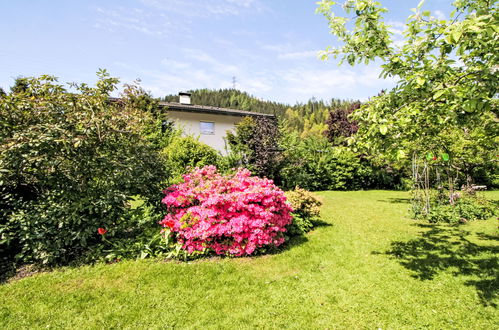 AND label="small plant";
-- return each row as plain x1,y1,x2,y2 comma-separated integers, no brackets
285,187,322,235
160,166,293,256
